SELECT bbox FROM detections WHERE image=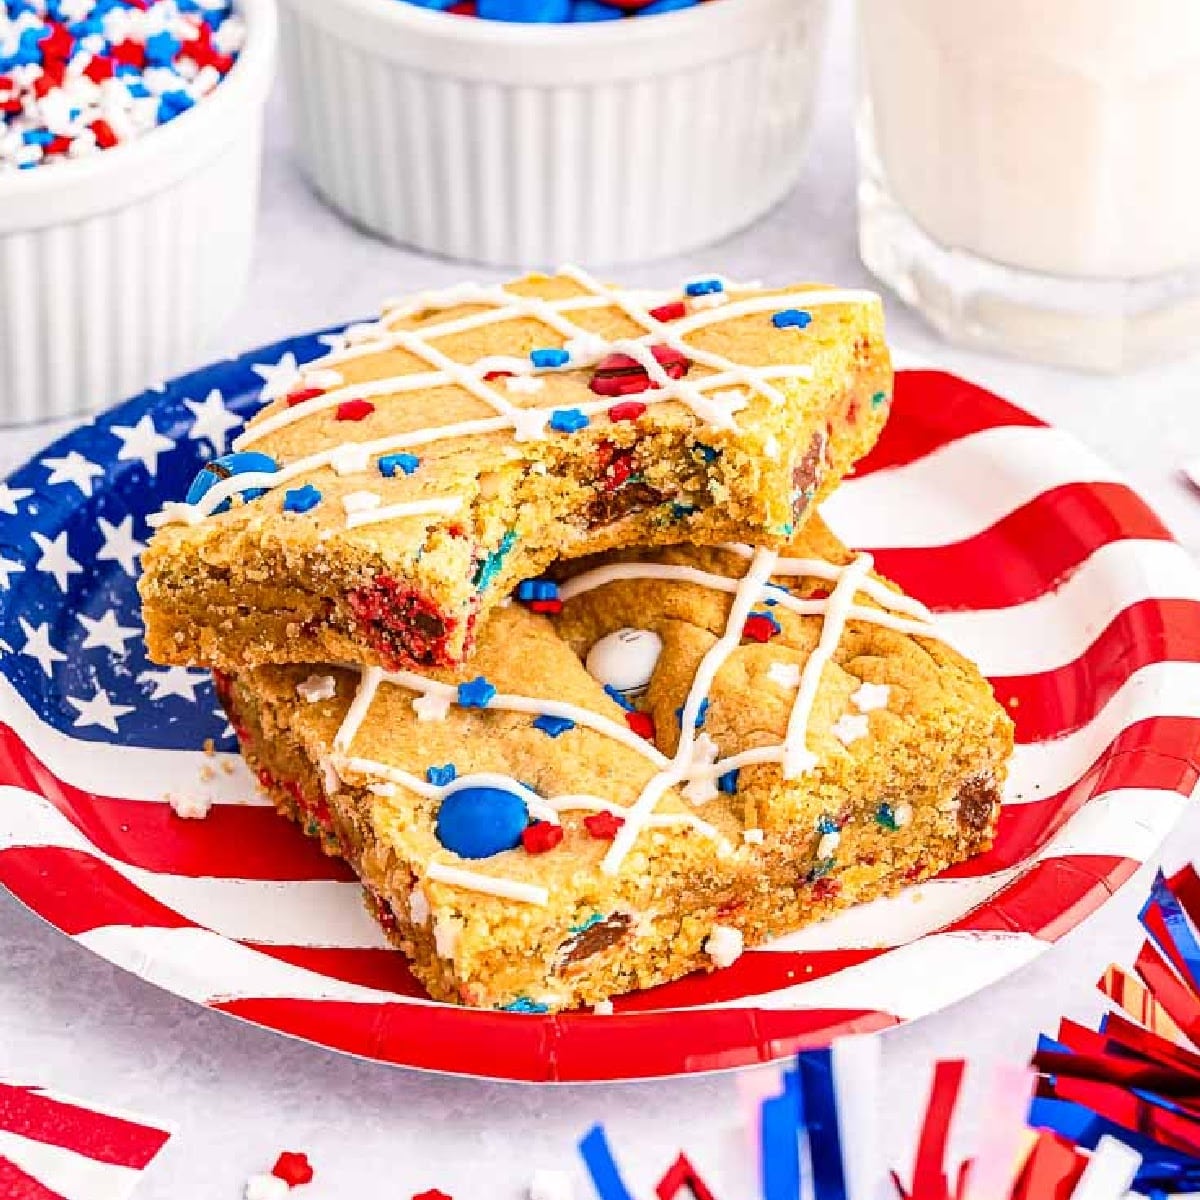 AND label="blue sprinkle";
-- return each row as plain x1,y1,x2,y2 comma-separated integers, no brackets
549,408,590,434
501,996,550,1013
426,763,457,787
479,0,571,20
816,815,840,834
157,90,195,125
22,129,54,145
604,685,635,712
570,0,625,18
670,501,697,520
772,309,813,330
530,347,570,370
472,530,518,590
685,277,724,297
718,770,740,795
875,803,899,831
283,484,321,514
533,714,576,738
457,676,497,709
692,442,720,464
871,390,888,409
379,452,419,477
675,698,709,729
144,31,182,65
